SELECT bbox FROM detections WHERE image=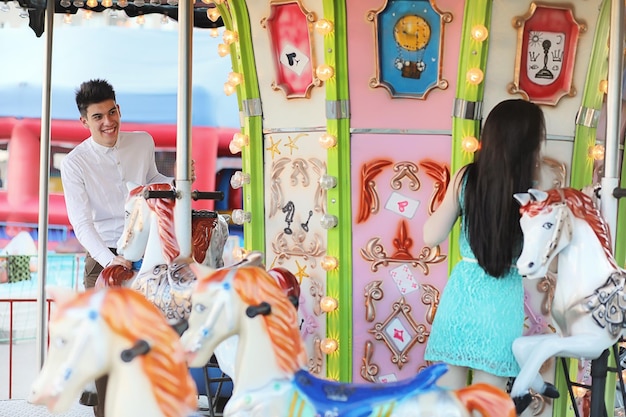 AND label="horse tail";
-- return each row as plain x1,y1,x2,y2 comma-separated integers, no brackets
454,383,515,417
